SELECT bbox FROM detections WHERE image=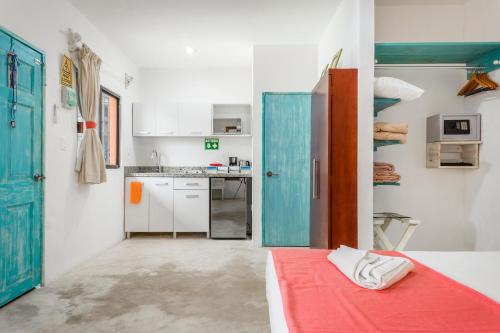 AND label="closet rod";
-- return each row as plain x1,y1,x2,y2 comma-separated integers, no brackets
375,65,485,70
